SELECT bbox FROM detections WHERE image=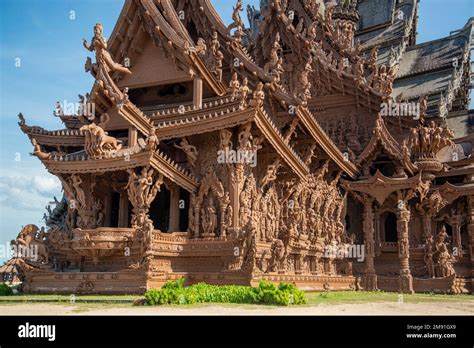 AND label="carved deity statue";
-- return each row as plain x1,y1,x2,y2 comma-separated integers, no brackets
434,226,456,278
249,82,265,108
201,196,218,236
83,23,131,75
424,235,435,278
220,129,233,152
238,78,252,109
238,122,253,150
174,137,198,168
228,0,244,33
229,72,241,98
